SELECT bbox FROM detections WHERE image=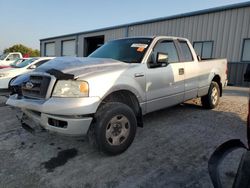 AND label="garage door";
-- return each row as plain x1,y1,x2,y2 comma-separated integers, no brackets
62,40,76,56
45,42,55,57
